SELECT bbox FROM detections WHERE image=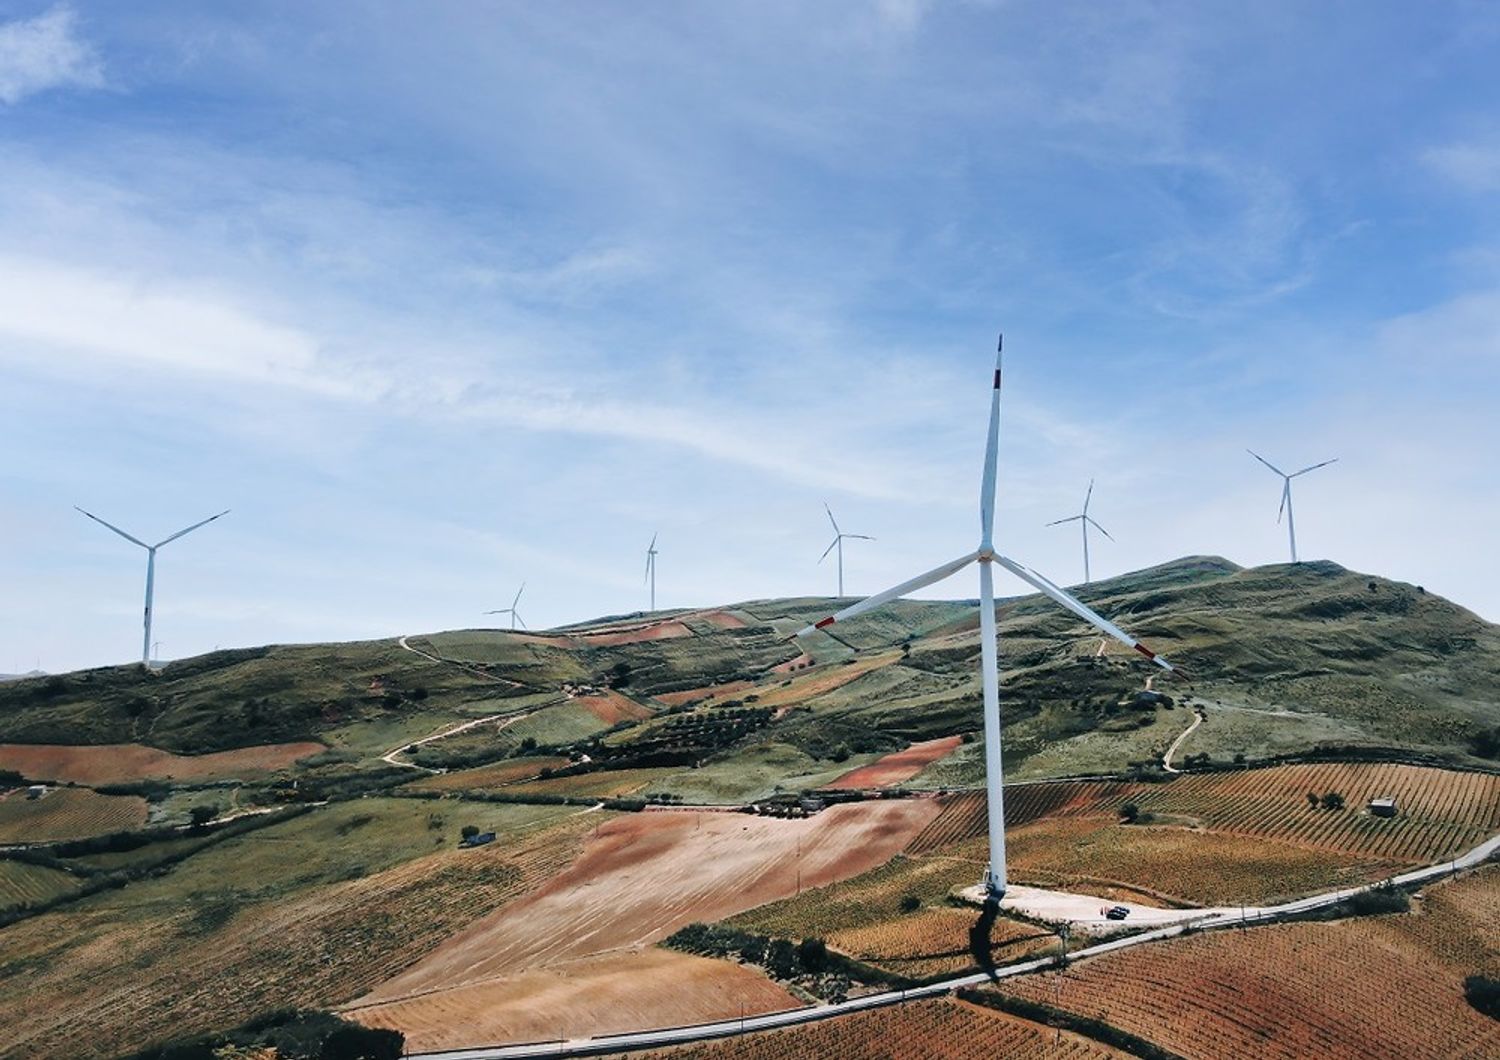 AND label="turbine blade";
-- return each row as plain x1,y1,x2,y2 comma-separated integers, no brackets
514,612,527,630
1246,449,1285,477
1046,515,1084,527
795,550,980,637
1083,478,1094,515
513,582,526,608
75,507,149,549
819,538,838,563
824,503,840,535
979,335,1003,545
992,553,1181,674
1087,516,1115,541
1291,457,1338,477
846,534,874,541
156,510,230,547
1277,482,1289,524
